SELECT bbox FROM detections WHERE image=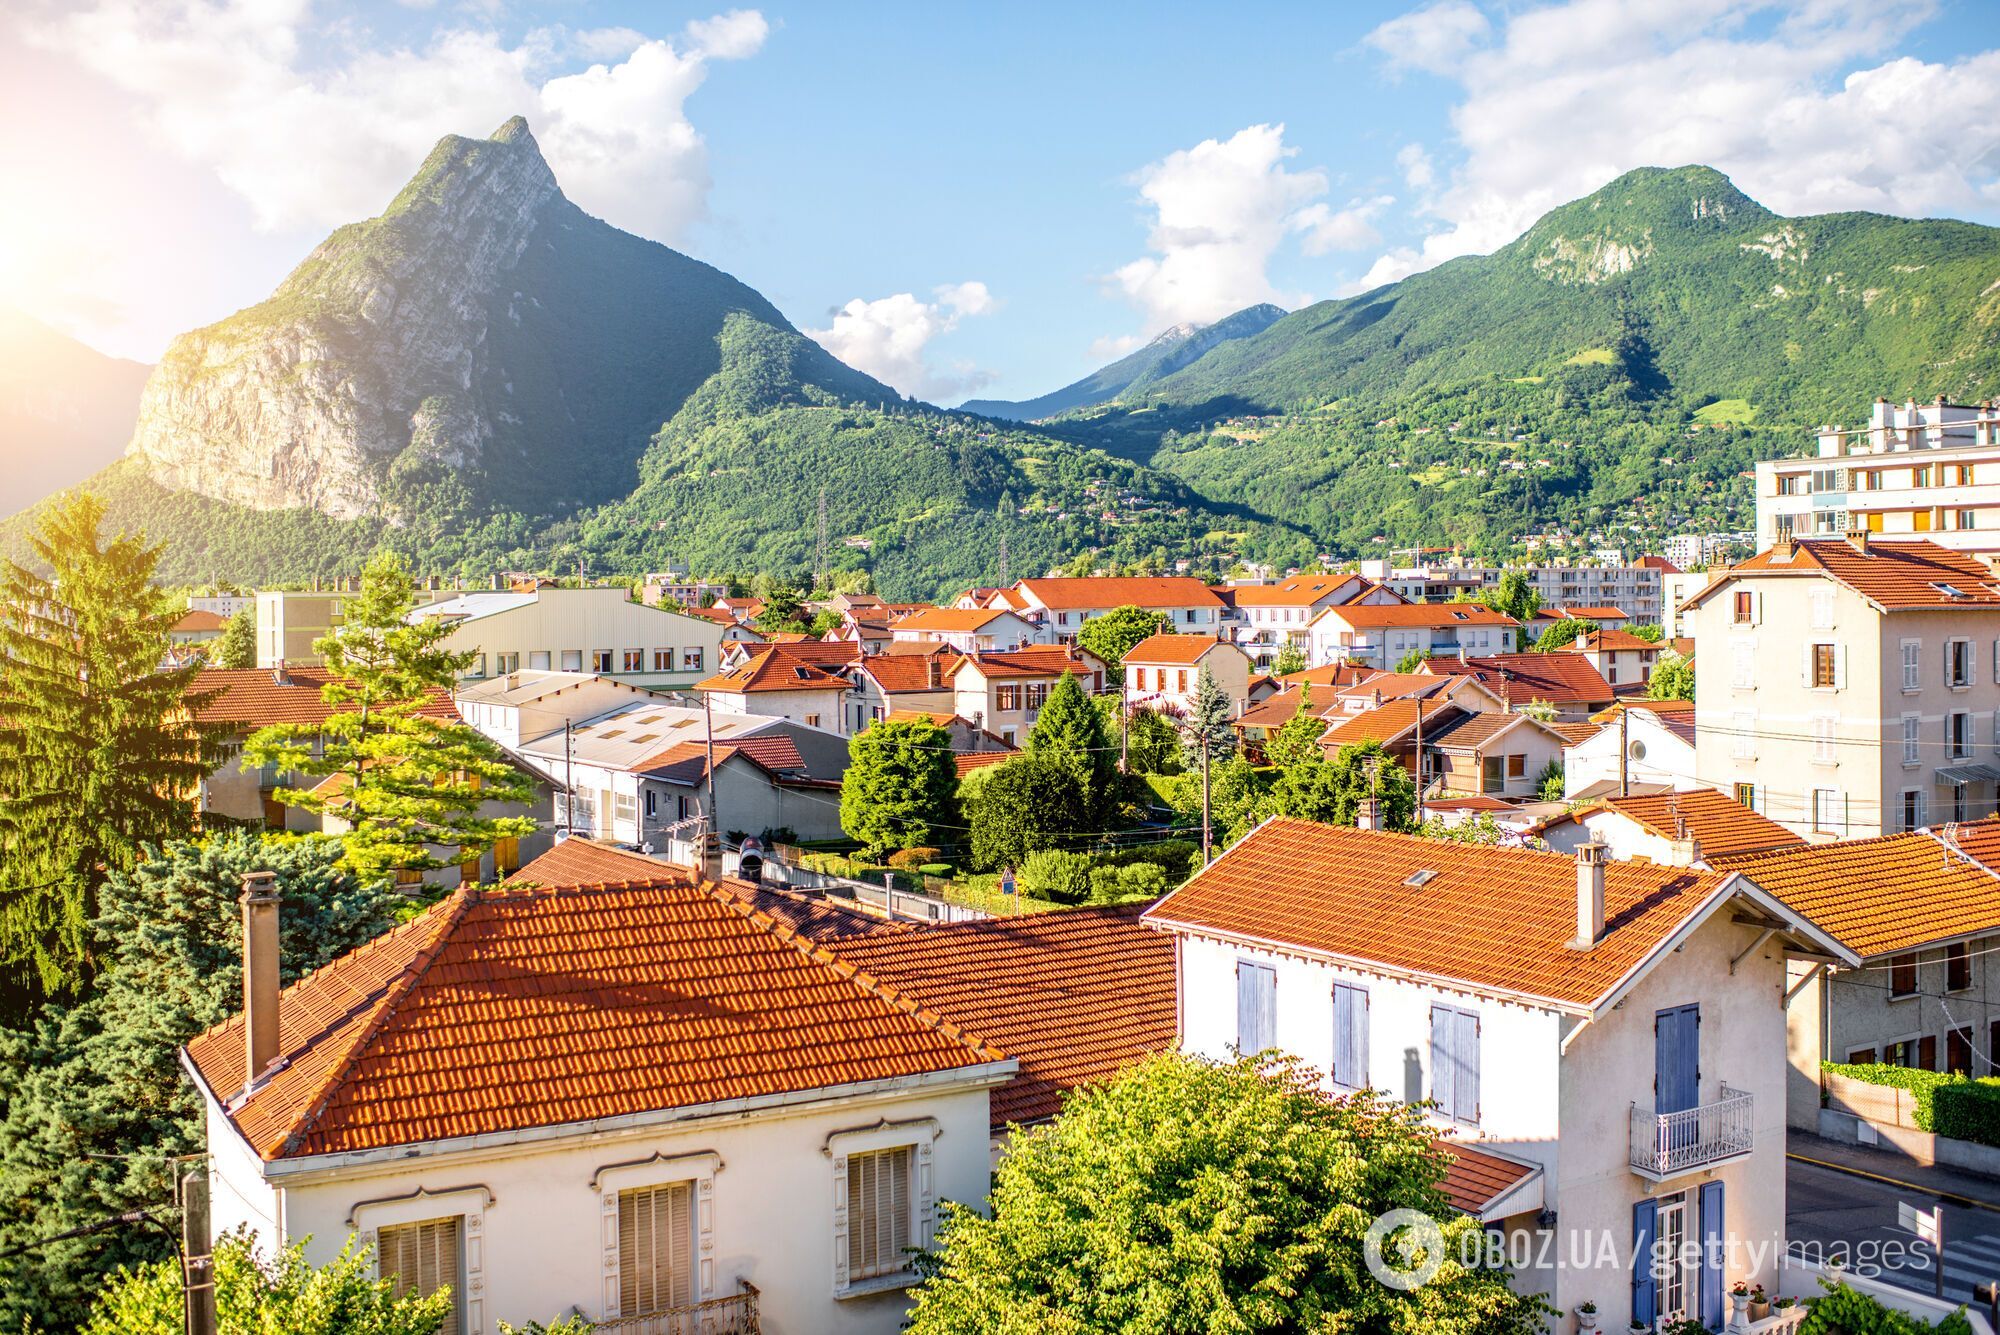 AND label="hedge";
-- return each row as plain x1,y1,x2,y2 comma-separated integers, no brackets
1798,1279,1978,1335
1822,1062,2000,1148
